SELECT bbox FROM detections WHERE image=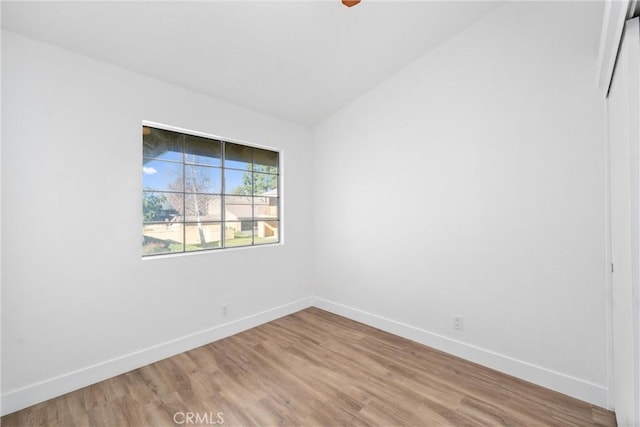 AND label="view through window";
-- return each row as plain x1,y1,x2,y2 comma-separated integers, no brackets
142,126,279,256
